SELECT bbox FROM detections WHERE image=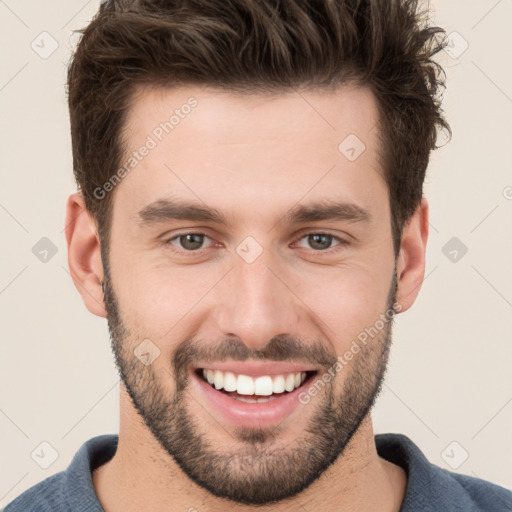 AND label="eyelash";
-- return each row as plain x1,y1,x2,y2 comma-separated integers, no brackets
164,231,349,256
